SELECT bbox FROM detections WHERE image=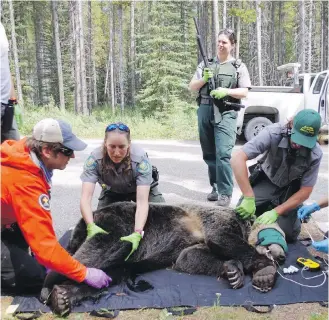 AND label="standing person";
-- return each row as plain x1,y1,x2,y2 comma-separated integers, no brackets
298,197,328,253
1,118,111,293
231,109,323,242
80,122,165,259
0,21,20,143
189,28,251,207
